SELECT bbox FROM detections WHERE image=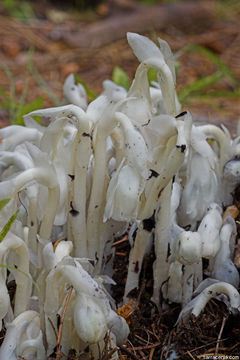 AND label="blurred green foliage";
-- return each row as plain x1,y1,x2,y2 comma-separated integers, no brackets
112,66,130,90
2,0,35,20
75,74,98,100
178,45,240,105
0,63,45,126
